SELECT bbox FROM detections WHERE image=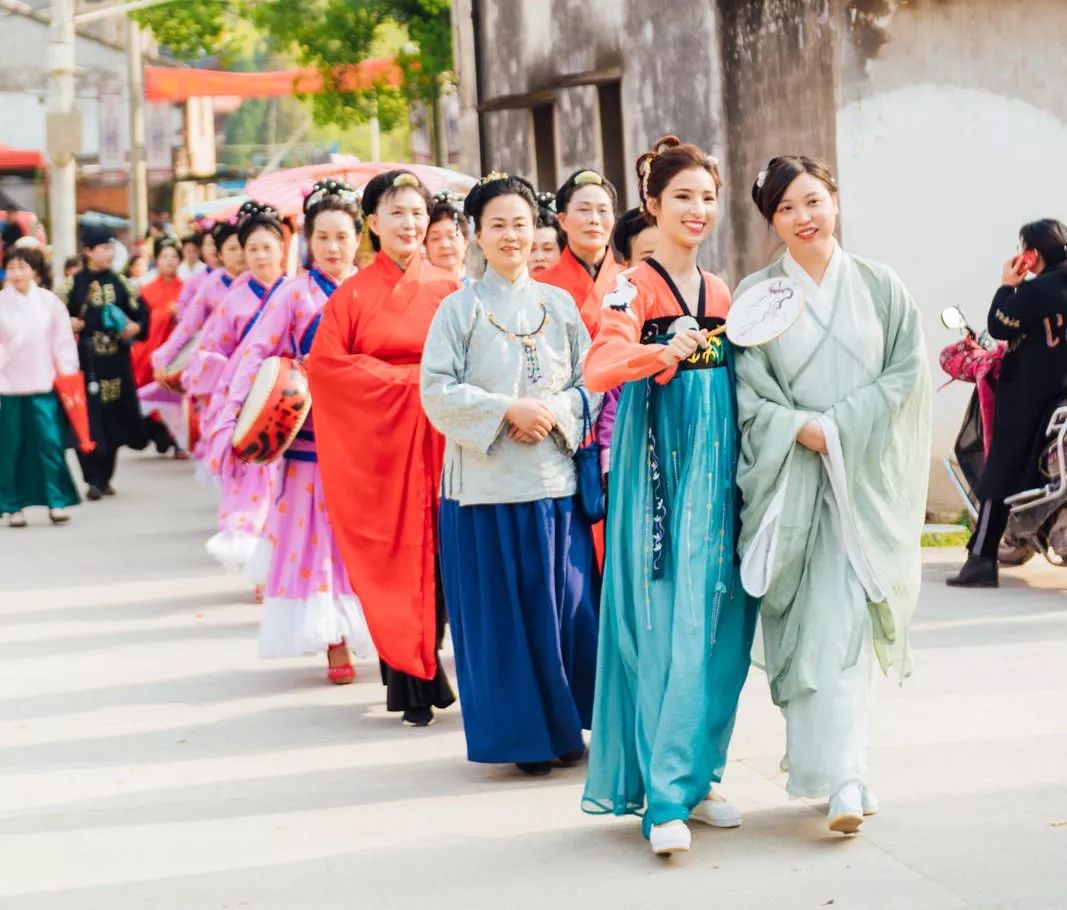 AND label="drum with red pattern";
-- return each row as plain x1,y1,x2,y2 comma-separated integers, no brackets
232,356,311,464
